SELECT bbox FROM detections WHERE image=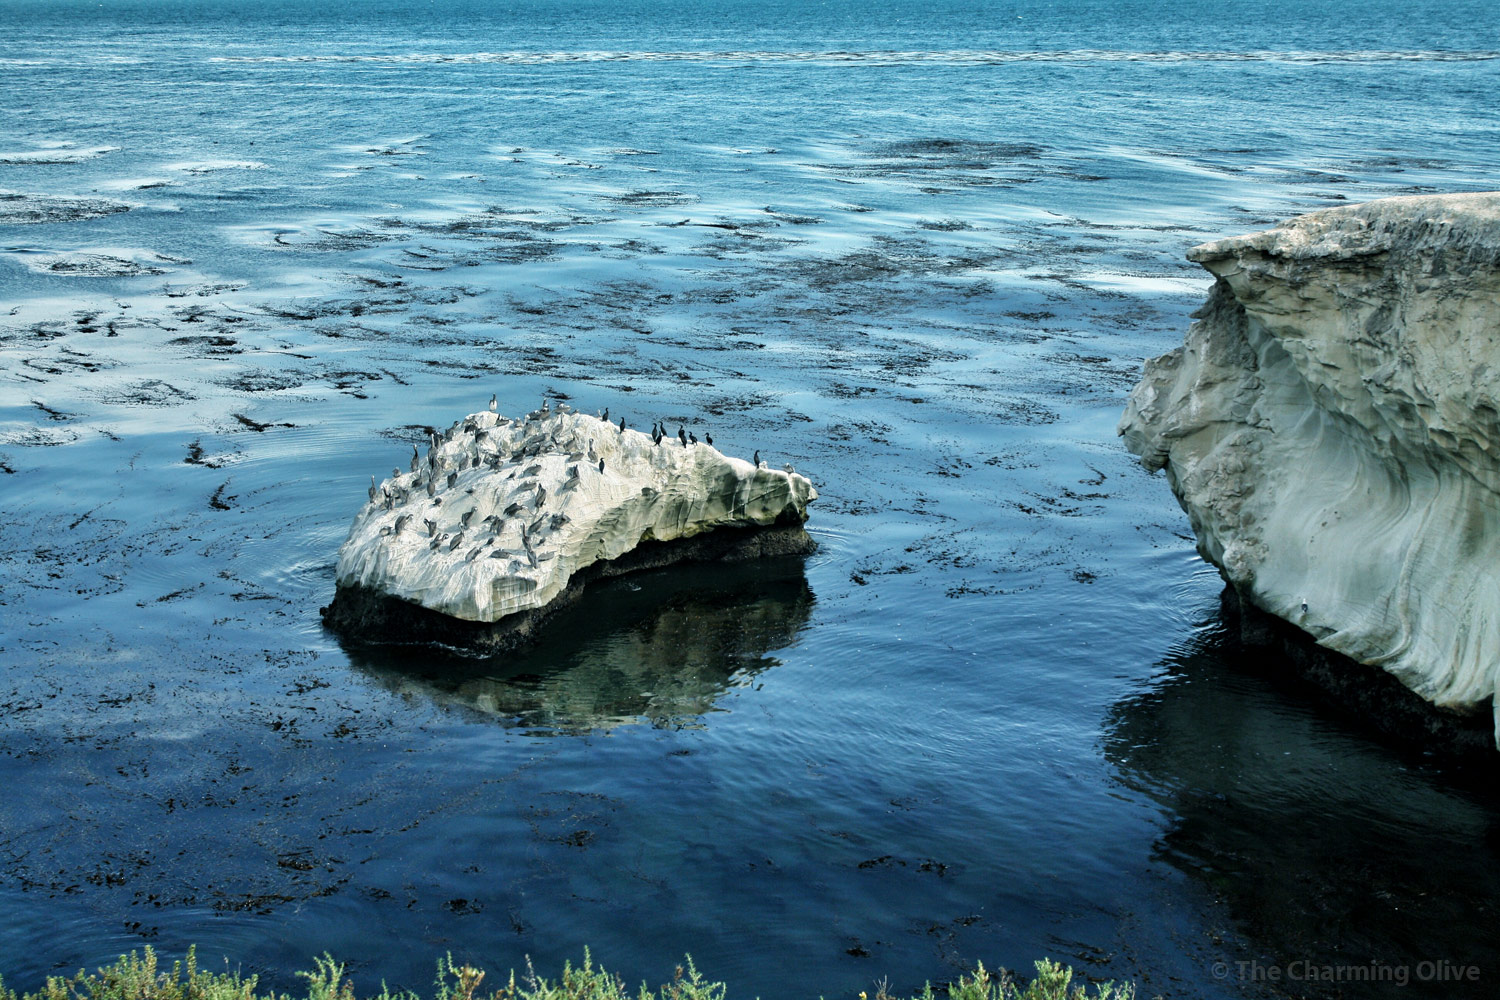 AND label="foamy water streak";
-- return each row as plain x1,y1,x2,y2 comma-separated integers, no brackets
205,48,1500,66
